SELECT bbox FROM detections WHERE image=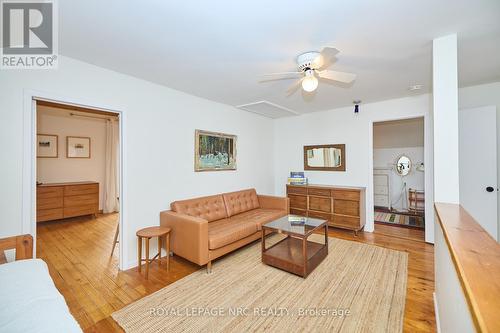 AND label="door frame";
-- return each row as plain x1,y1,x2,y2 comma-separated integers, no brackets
368,113,434,243
22,89,129,269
